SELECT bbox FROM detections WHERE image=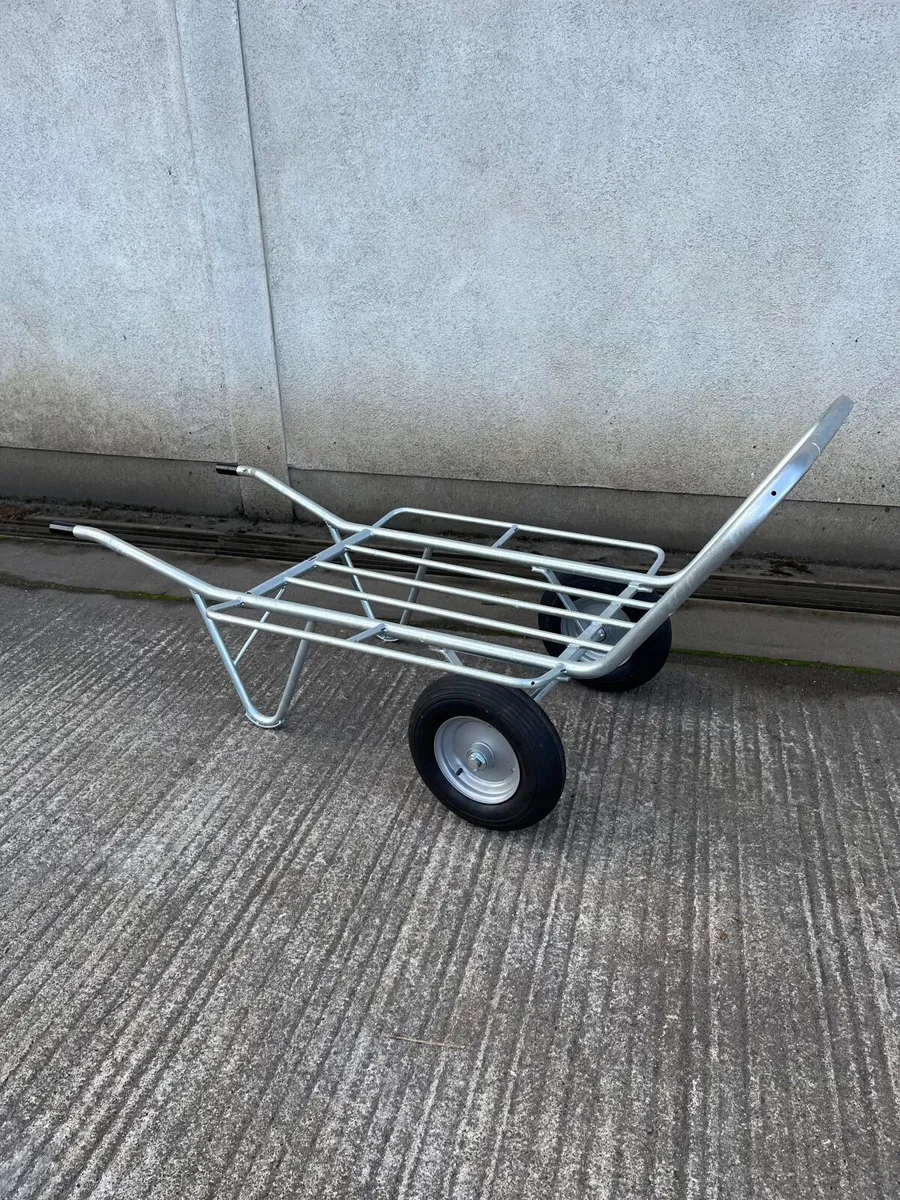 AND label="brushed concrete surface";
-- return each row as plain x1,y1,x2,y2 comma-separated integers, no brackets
243,1,899,502
1,583,900,1198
